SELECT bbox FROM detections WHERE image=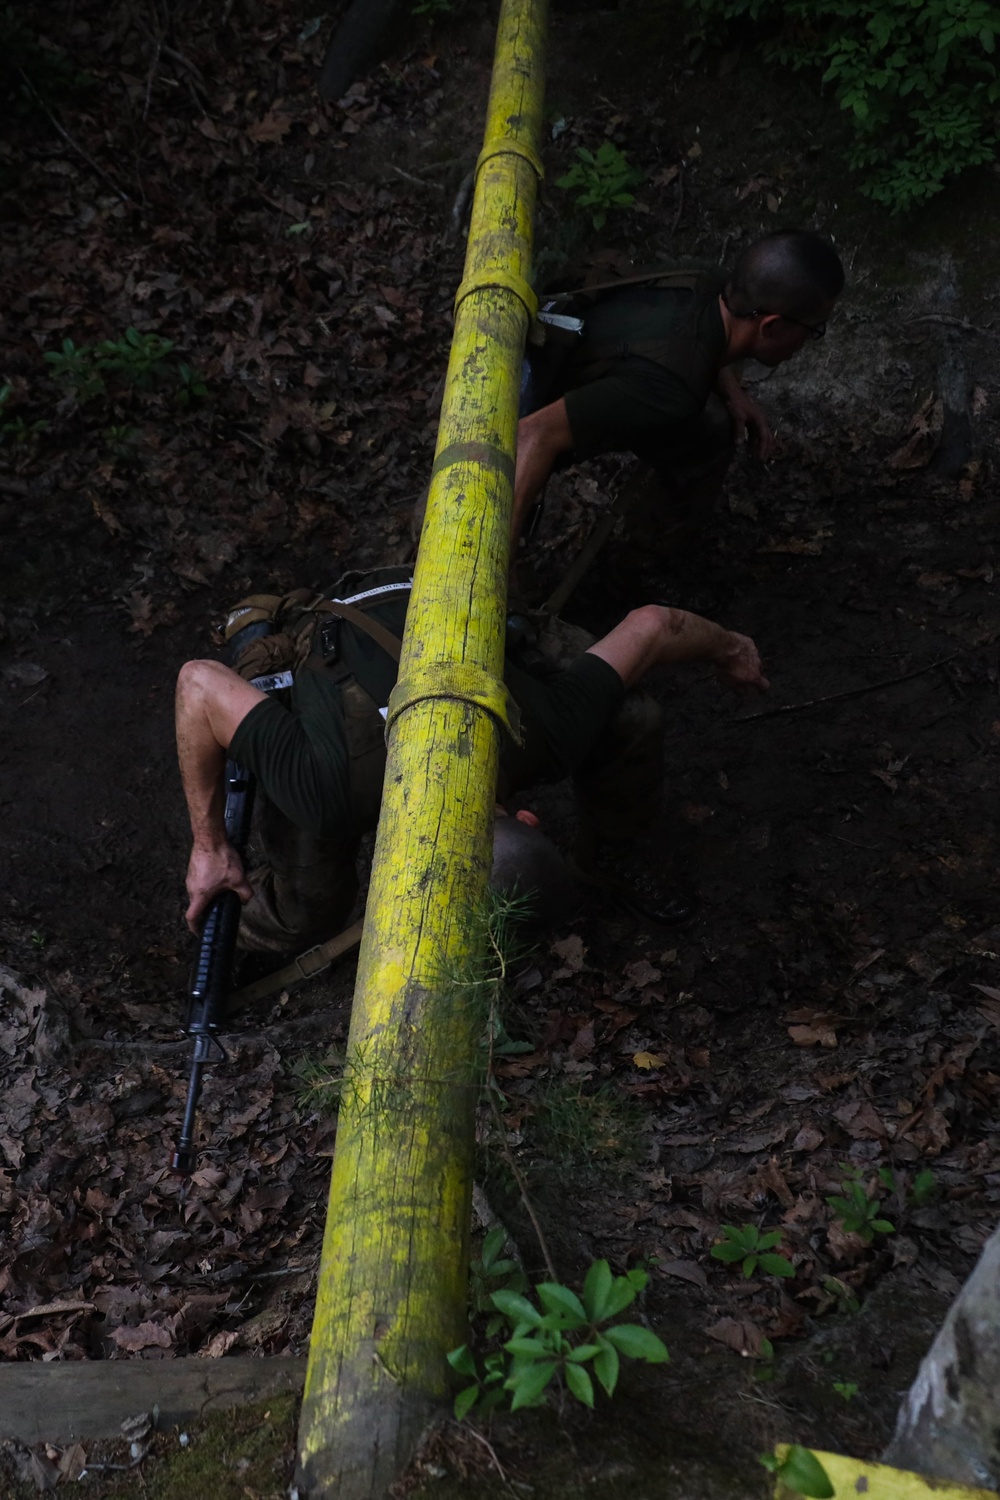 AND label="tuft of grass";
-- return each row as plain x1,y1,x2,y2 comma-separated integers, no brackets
534,1078,645,1167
